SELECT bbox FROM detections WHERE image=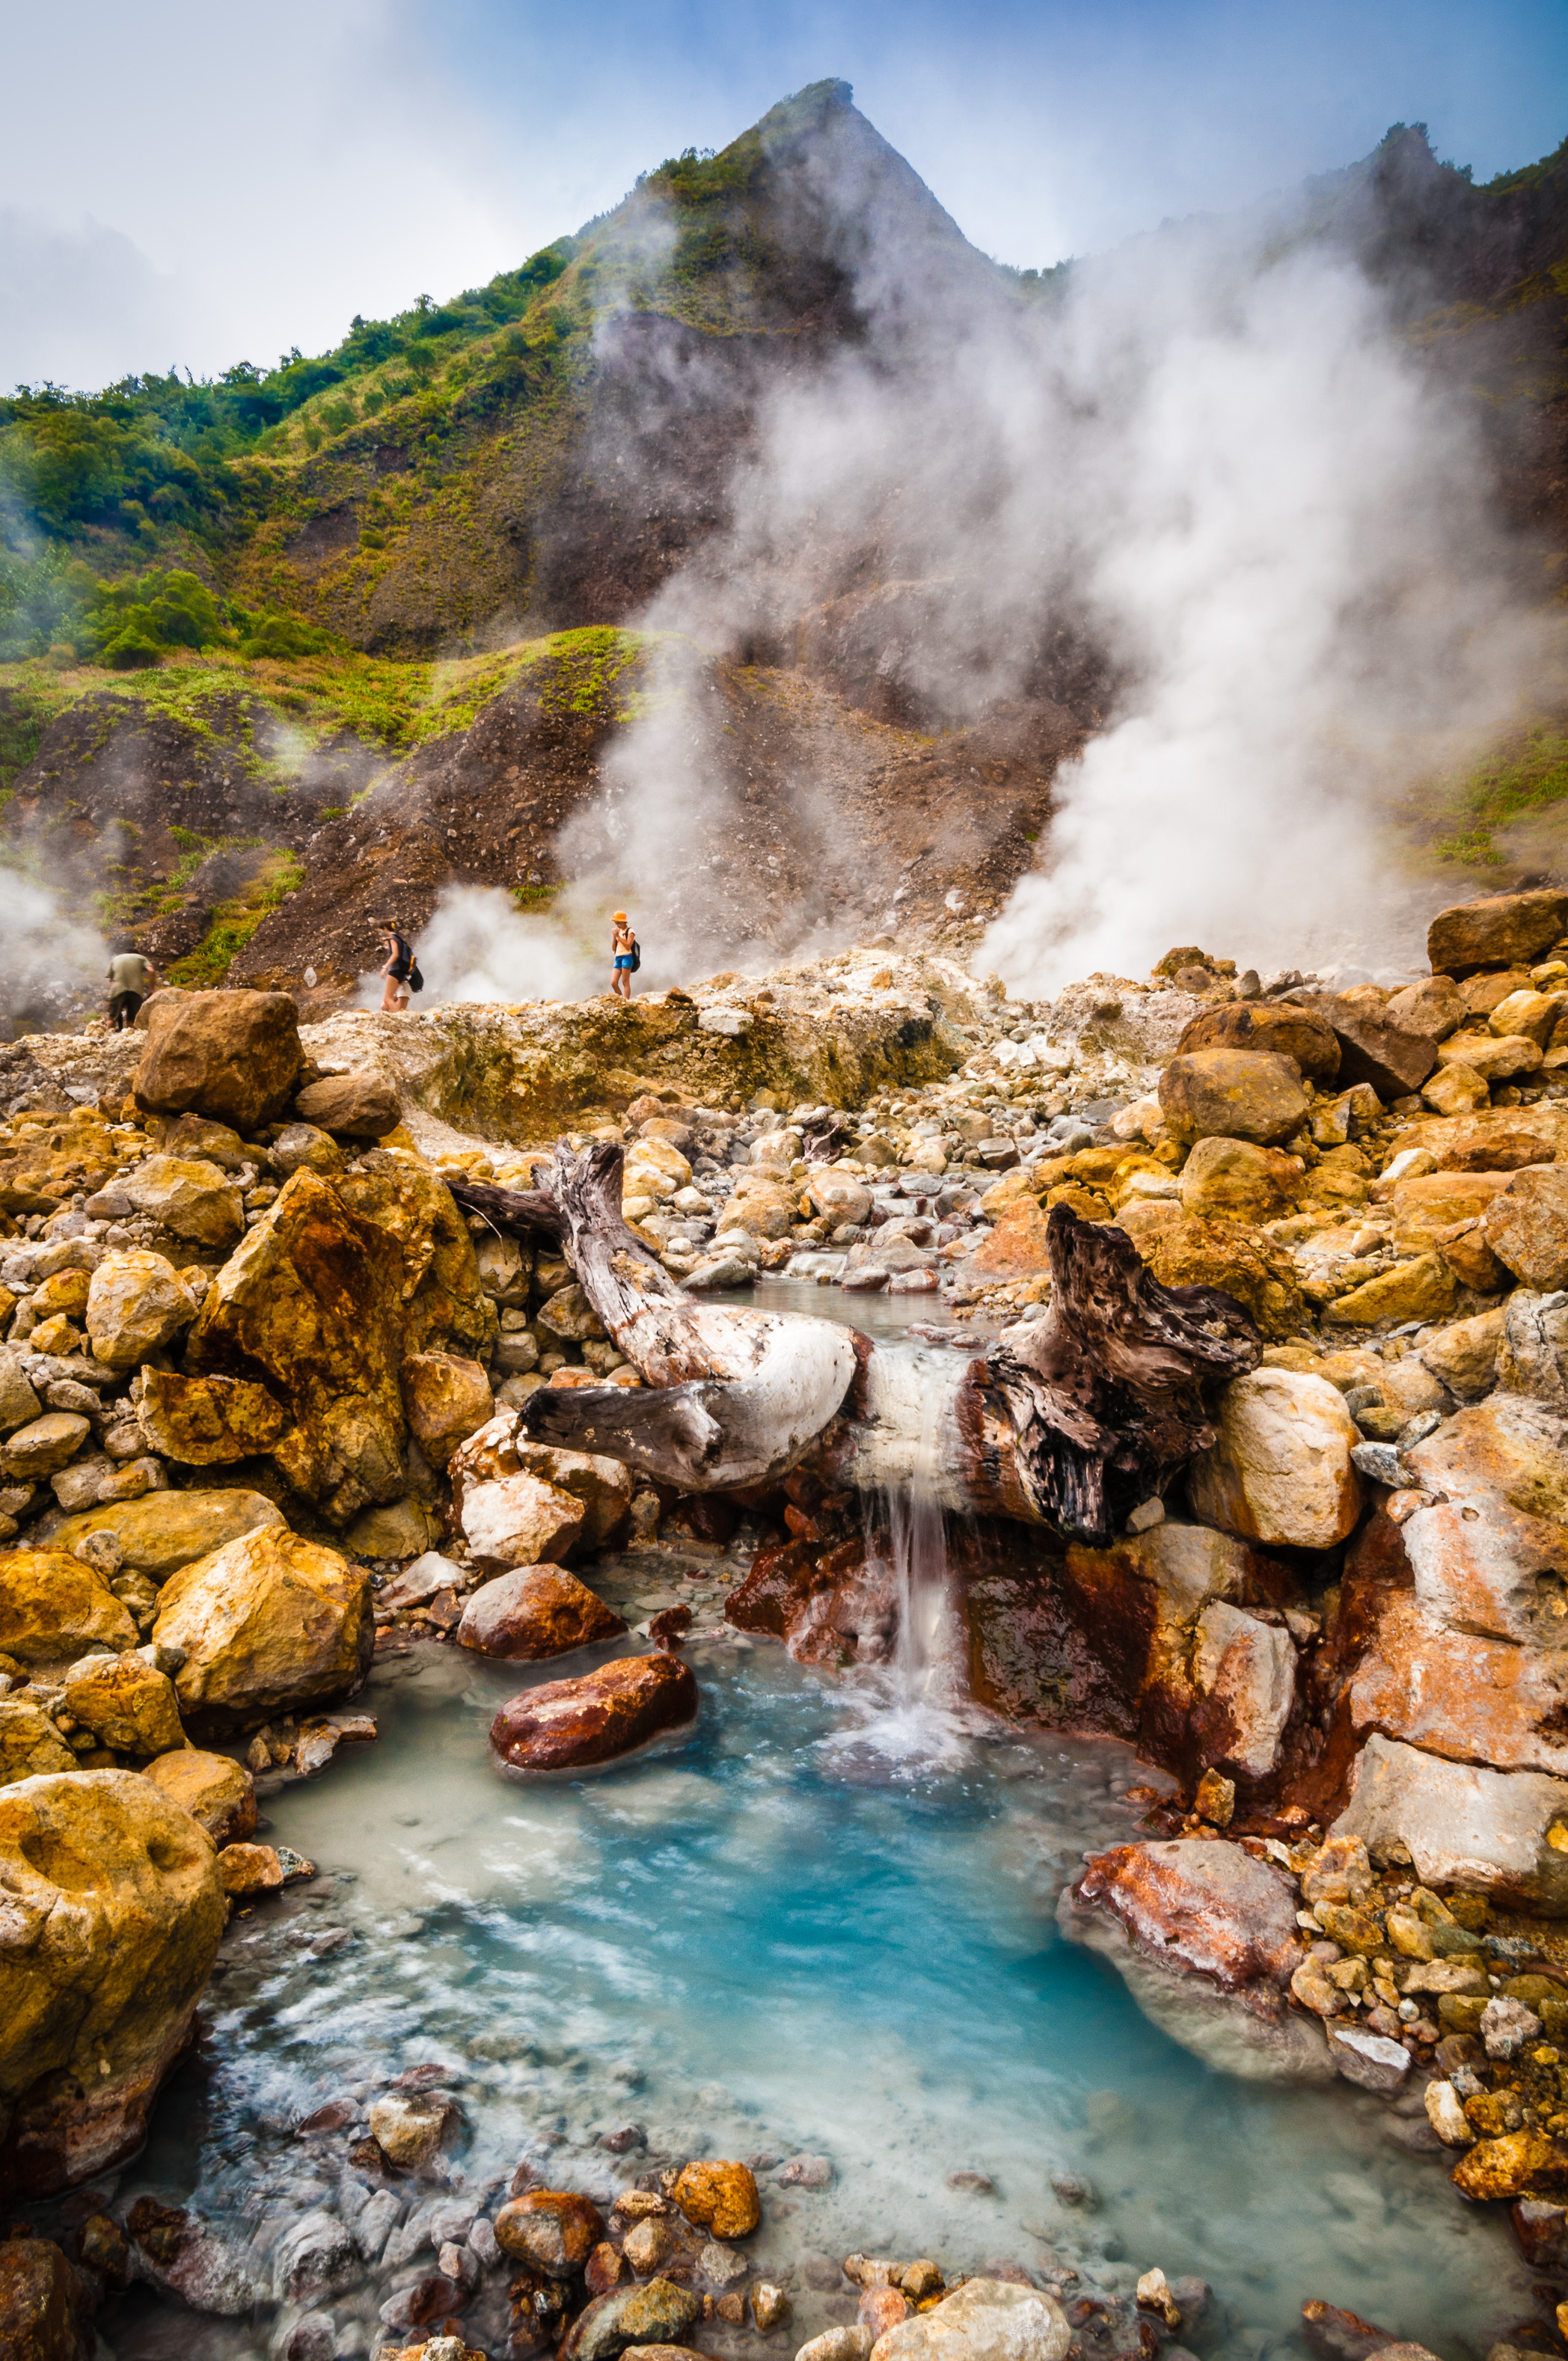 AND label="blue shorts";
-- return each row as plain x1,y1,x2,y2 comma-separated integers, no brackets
615,956,634,970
